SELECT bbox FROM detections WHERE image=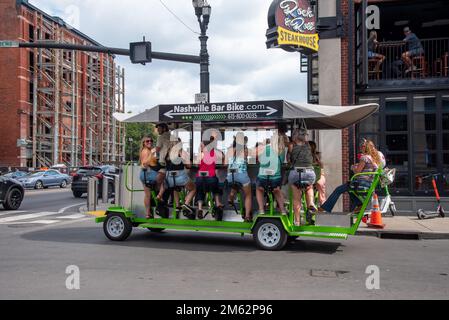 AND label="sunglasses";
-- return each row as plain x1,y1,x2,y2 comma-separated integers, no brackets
144,140,153,144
